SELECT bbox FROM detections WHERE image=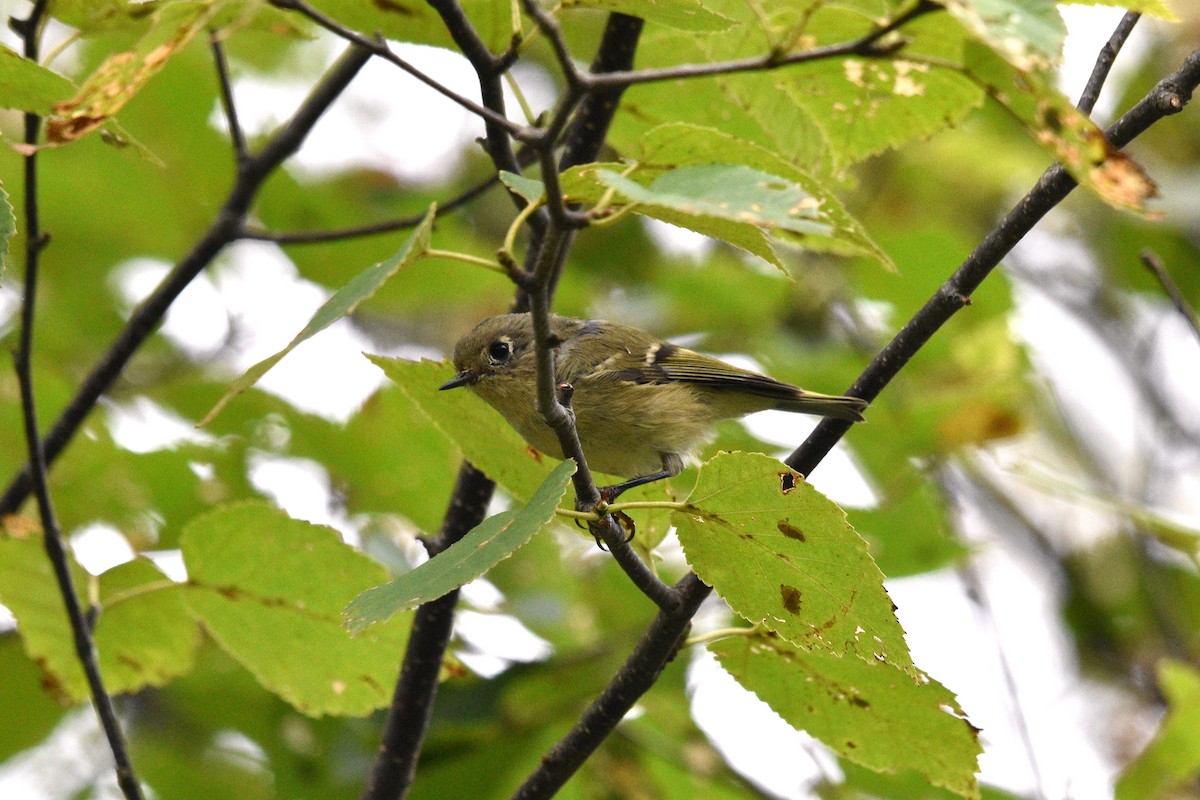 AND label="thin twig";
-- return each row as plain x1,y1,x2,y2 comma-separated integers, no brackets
583,0,937,90
1076,11,1141,116
1141,249,1200,347
11,4,146,799
209,31,247,163
268,0,532,141
426,0,523,176
0,45,375,516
